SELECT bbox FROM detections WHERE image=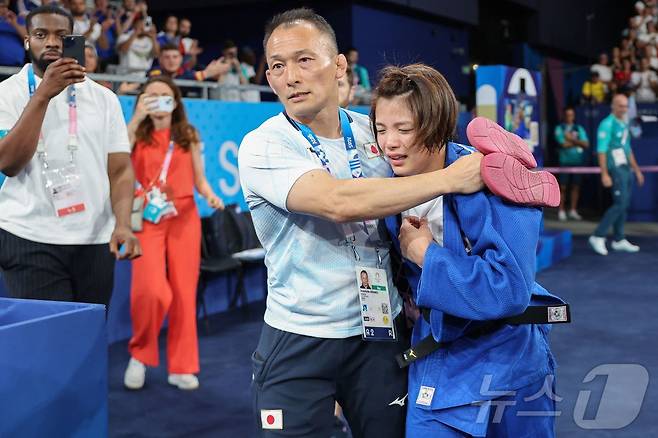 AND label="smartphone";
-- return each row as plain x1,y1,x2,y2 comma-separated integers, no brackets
144,16,152,32
145,96,174,113
62,35,86,67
